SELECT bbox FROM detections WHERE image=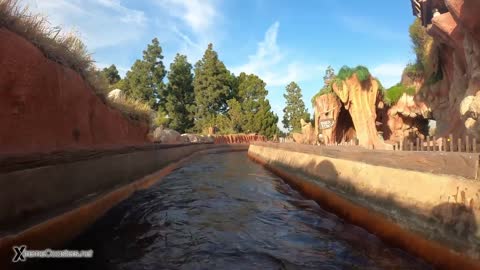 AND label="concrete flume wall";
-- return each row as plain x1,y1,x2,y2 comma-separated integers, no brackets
0,143,248,268
248,143,480,269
